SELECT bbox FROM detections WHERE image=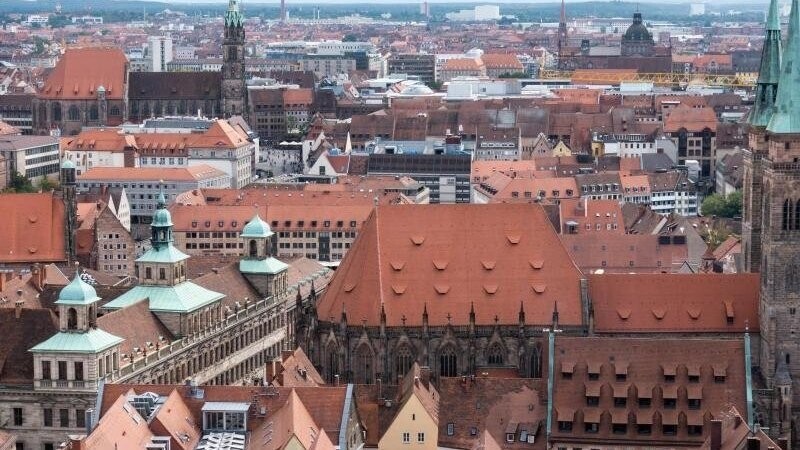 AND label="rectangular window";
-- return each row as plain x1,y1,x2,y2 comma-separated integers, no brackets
74,362,84,381
43,408,53,427
159,268,166,280
76,409,86,428
57,361,67,380
402,432,410,444
41,361,51,380
59,409,69,427
13,407,23,426
447,423,454,436
417,432,424,443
